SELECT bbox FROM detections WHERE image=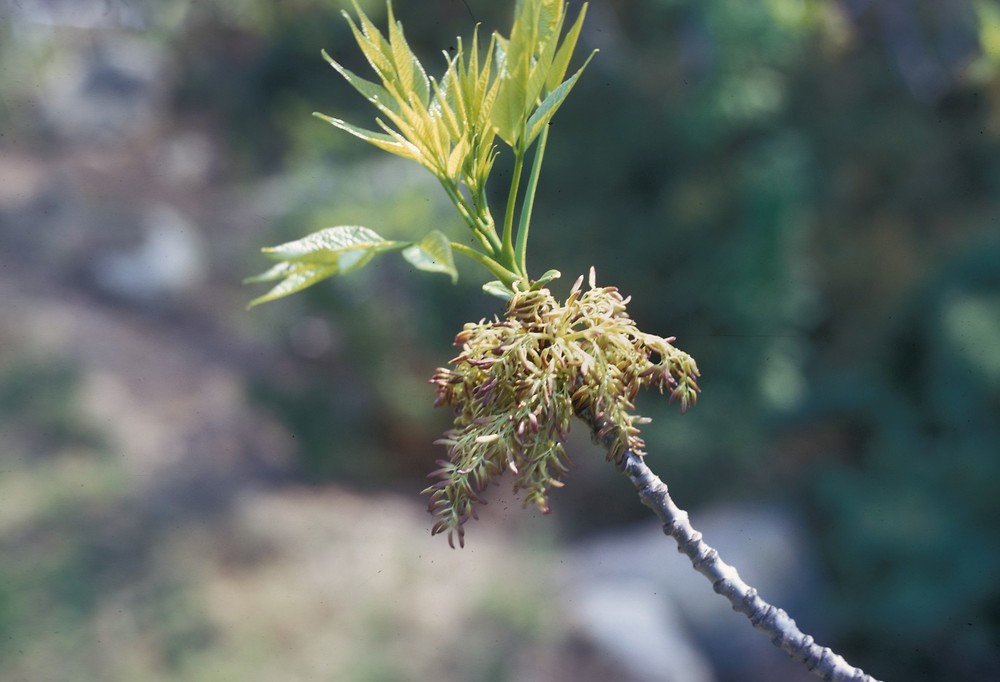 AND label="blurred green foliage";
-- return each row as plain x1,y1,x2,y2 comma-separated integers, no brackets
791,240,1000,679
0,359,212,680
0,360,105,455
